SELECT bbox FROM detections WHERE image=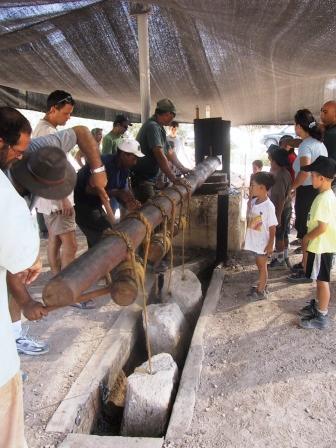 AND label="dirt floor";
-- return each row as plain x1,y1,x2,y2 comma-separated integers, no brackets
165,249,336,448
22,234,336,448
22,231,122,448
